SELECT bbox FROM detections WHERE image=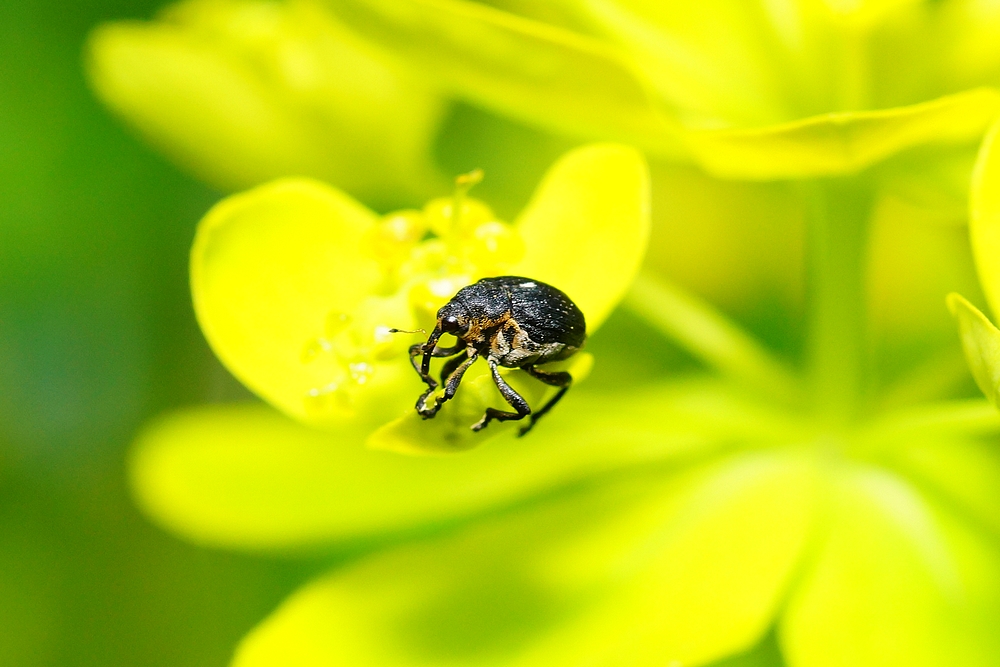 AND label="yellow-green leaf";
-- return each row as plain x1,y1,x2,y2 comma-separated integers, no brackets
572,0,792,128
946,293,1000,406
686,88,1000,180
625,271,799,403
232,451,816,666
